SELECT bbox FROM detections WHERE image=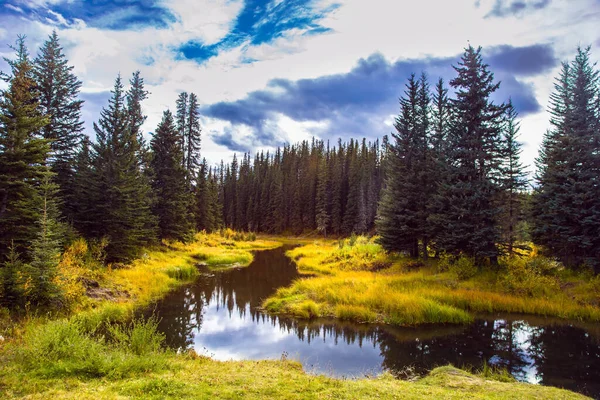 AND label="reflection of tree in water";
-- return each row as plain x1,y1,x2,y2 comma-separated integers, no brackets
143,246,600,398
528,323,600,398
